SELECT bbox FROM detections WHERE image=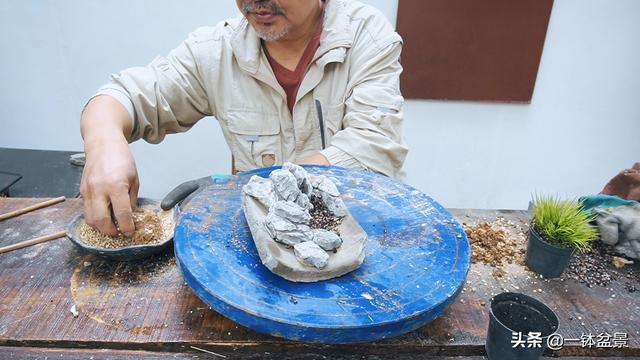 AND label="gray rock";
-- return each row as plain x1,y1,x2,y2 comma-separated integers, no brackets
243,175,276,209
283,162,312,195
294,241,330,269
270,169,301,202
262,165,346,258
310,175,347,218
264,211,296,238
270,200,311,224
311,229,343,251
264,211,312,246
276,225,313,247
311,175,340,197
300,179,313,196
323,195,347,218
282,162,306,187
295,192,313,211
